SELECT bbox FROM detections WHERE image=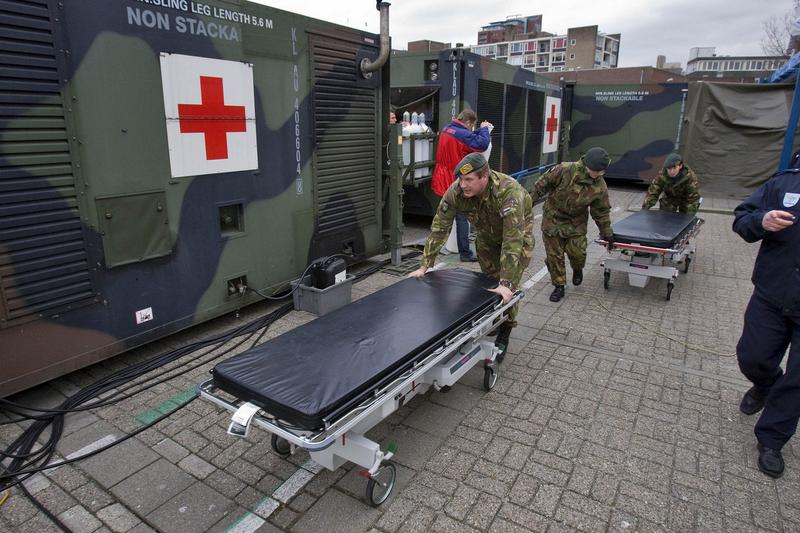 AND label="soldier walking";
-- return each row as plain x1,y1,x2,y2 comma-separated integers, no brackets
642,153,701,215
409,152,533,362
531,147,614,302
